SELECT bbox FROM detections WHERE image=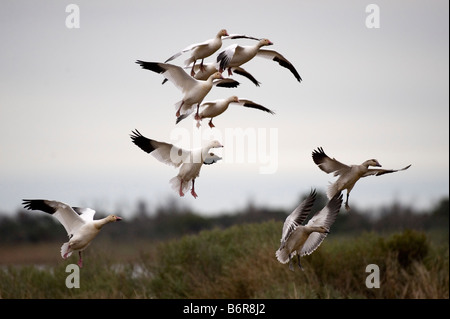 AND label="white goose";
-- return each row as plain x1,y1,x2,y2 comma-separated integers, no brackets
217,38,302,82
130,129,223,198
22,199,122,267
312,147,412,211
177,95,274,128
276,190,343,271
136,60,239,120
165,29,259,76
